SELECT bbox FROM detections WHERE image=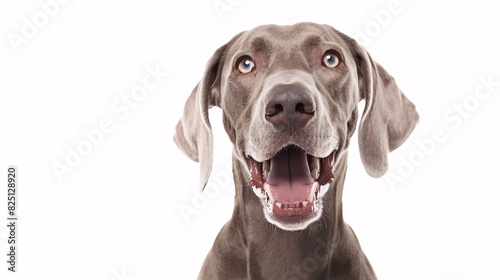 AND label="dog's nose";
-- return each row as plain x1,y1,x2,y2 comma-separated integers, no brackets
264,85,315,131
